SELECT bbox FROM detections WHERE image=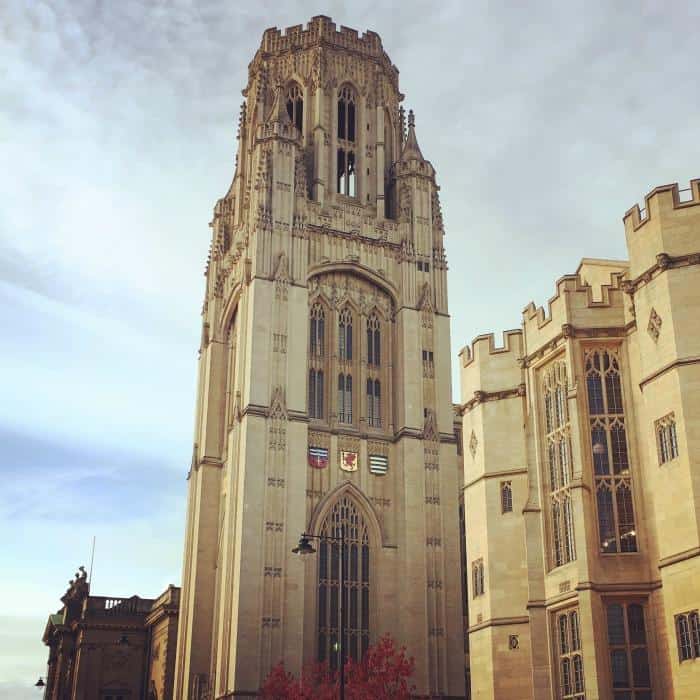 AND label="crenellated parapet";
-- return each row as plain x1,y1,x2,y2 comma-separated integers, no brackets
459,330,524,407
623,179,700,279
